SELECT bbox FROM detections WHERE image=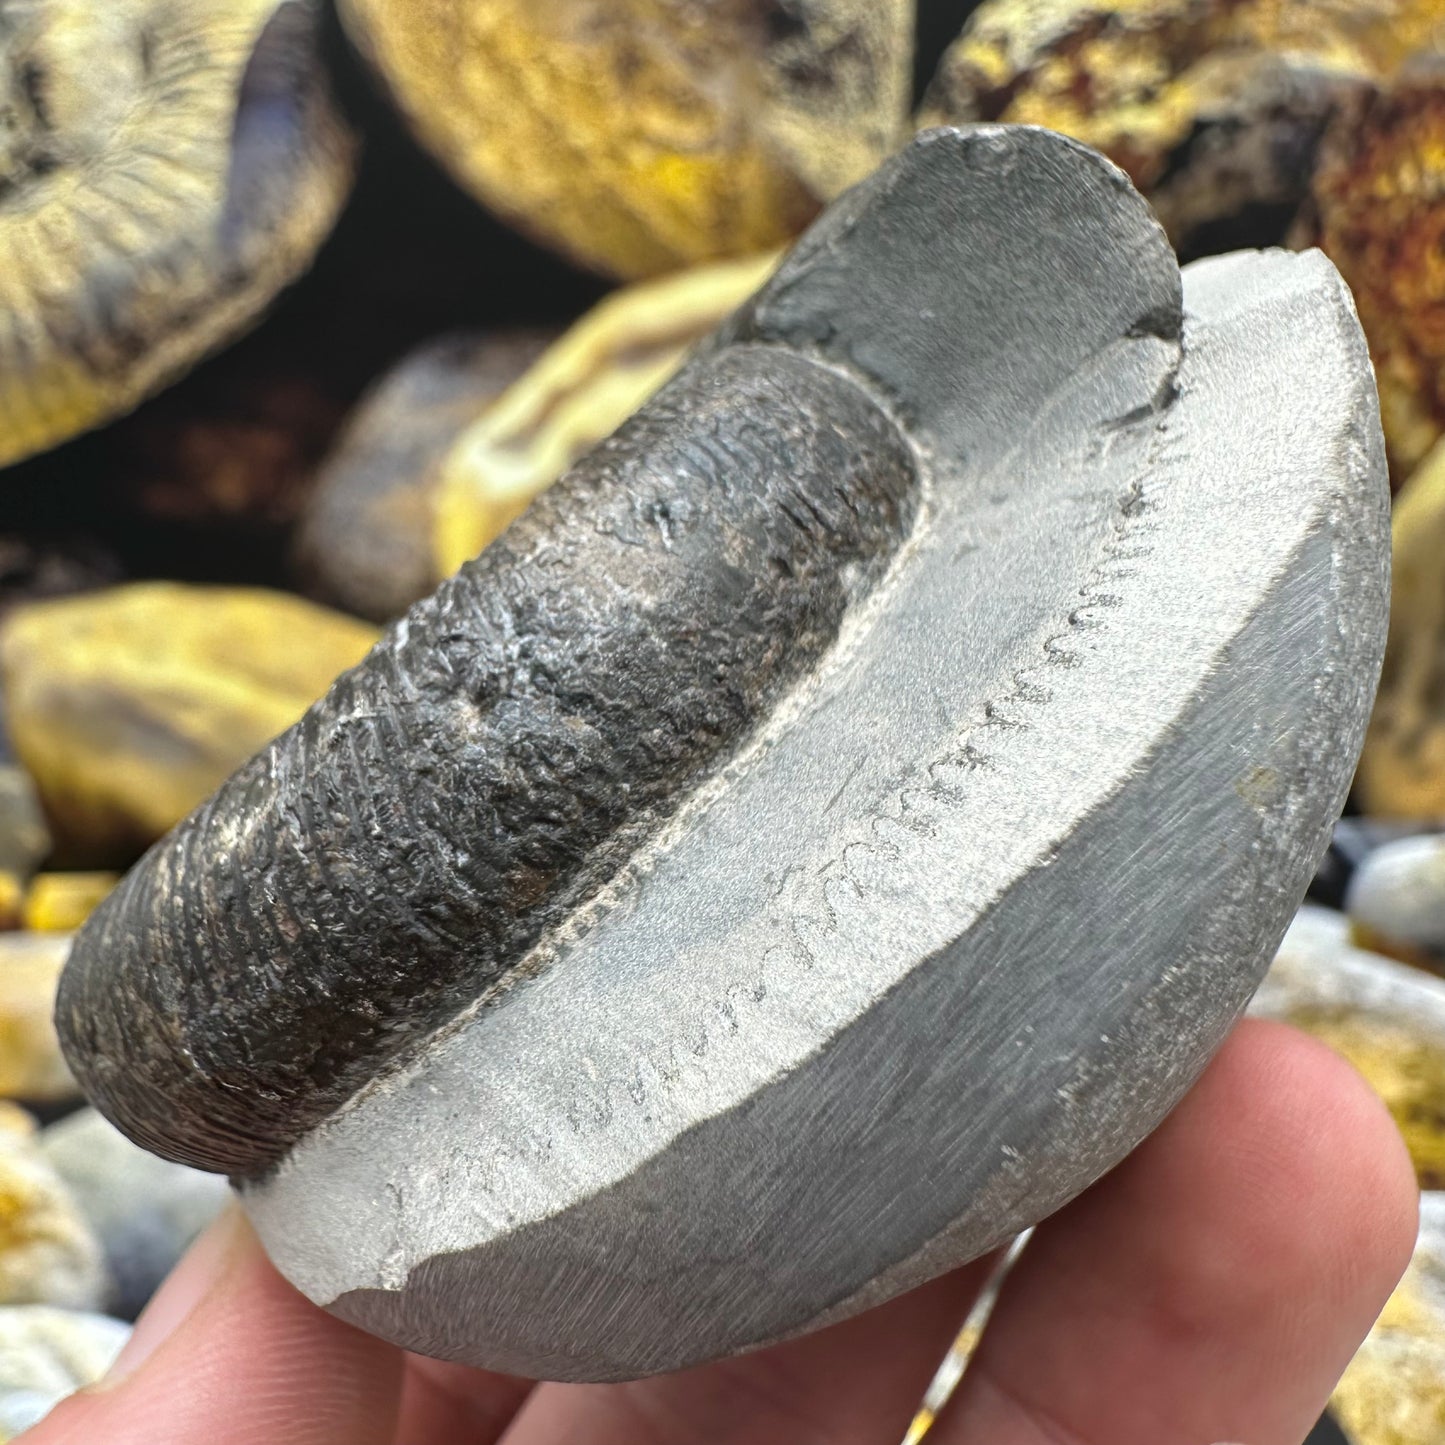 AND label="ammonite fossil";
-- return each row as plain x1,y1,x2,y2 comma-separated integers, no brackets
0,0,355,467
57,127,1389,1380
